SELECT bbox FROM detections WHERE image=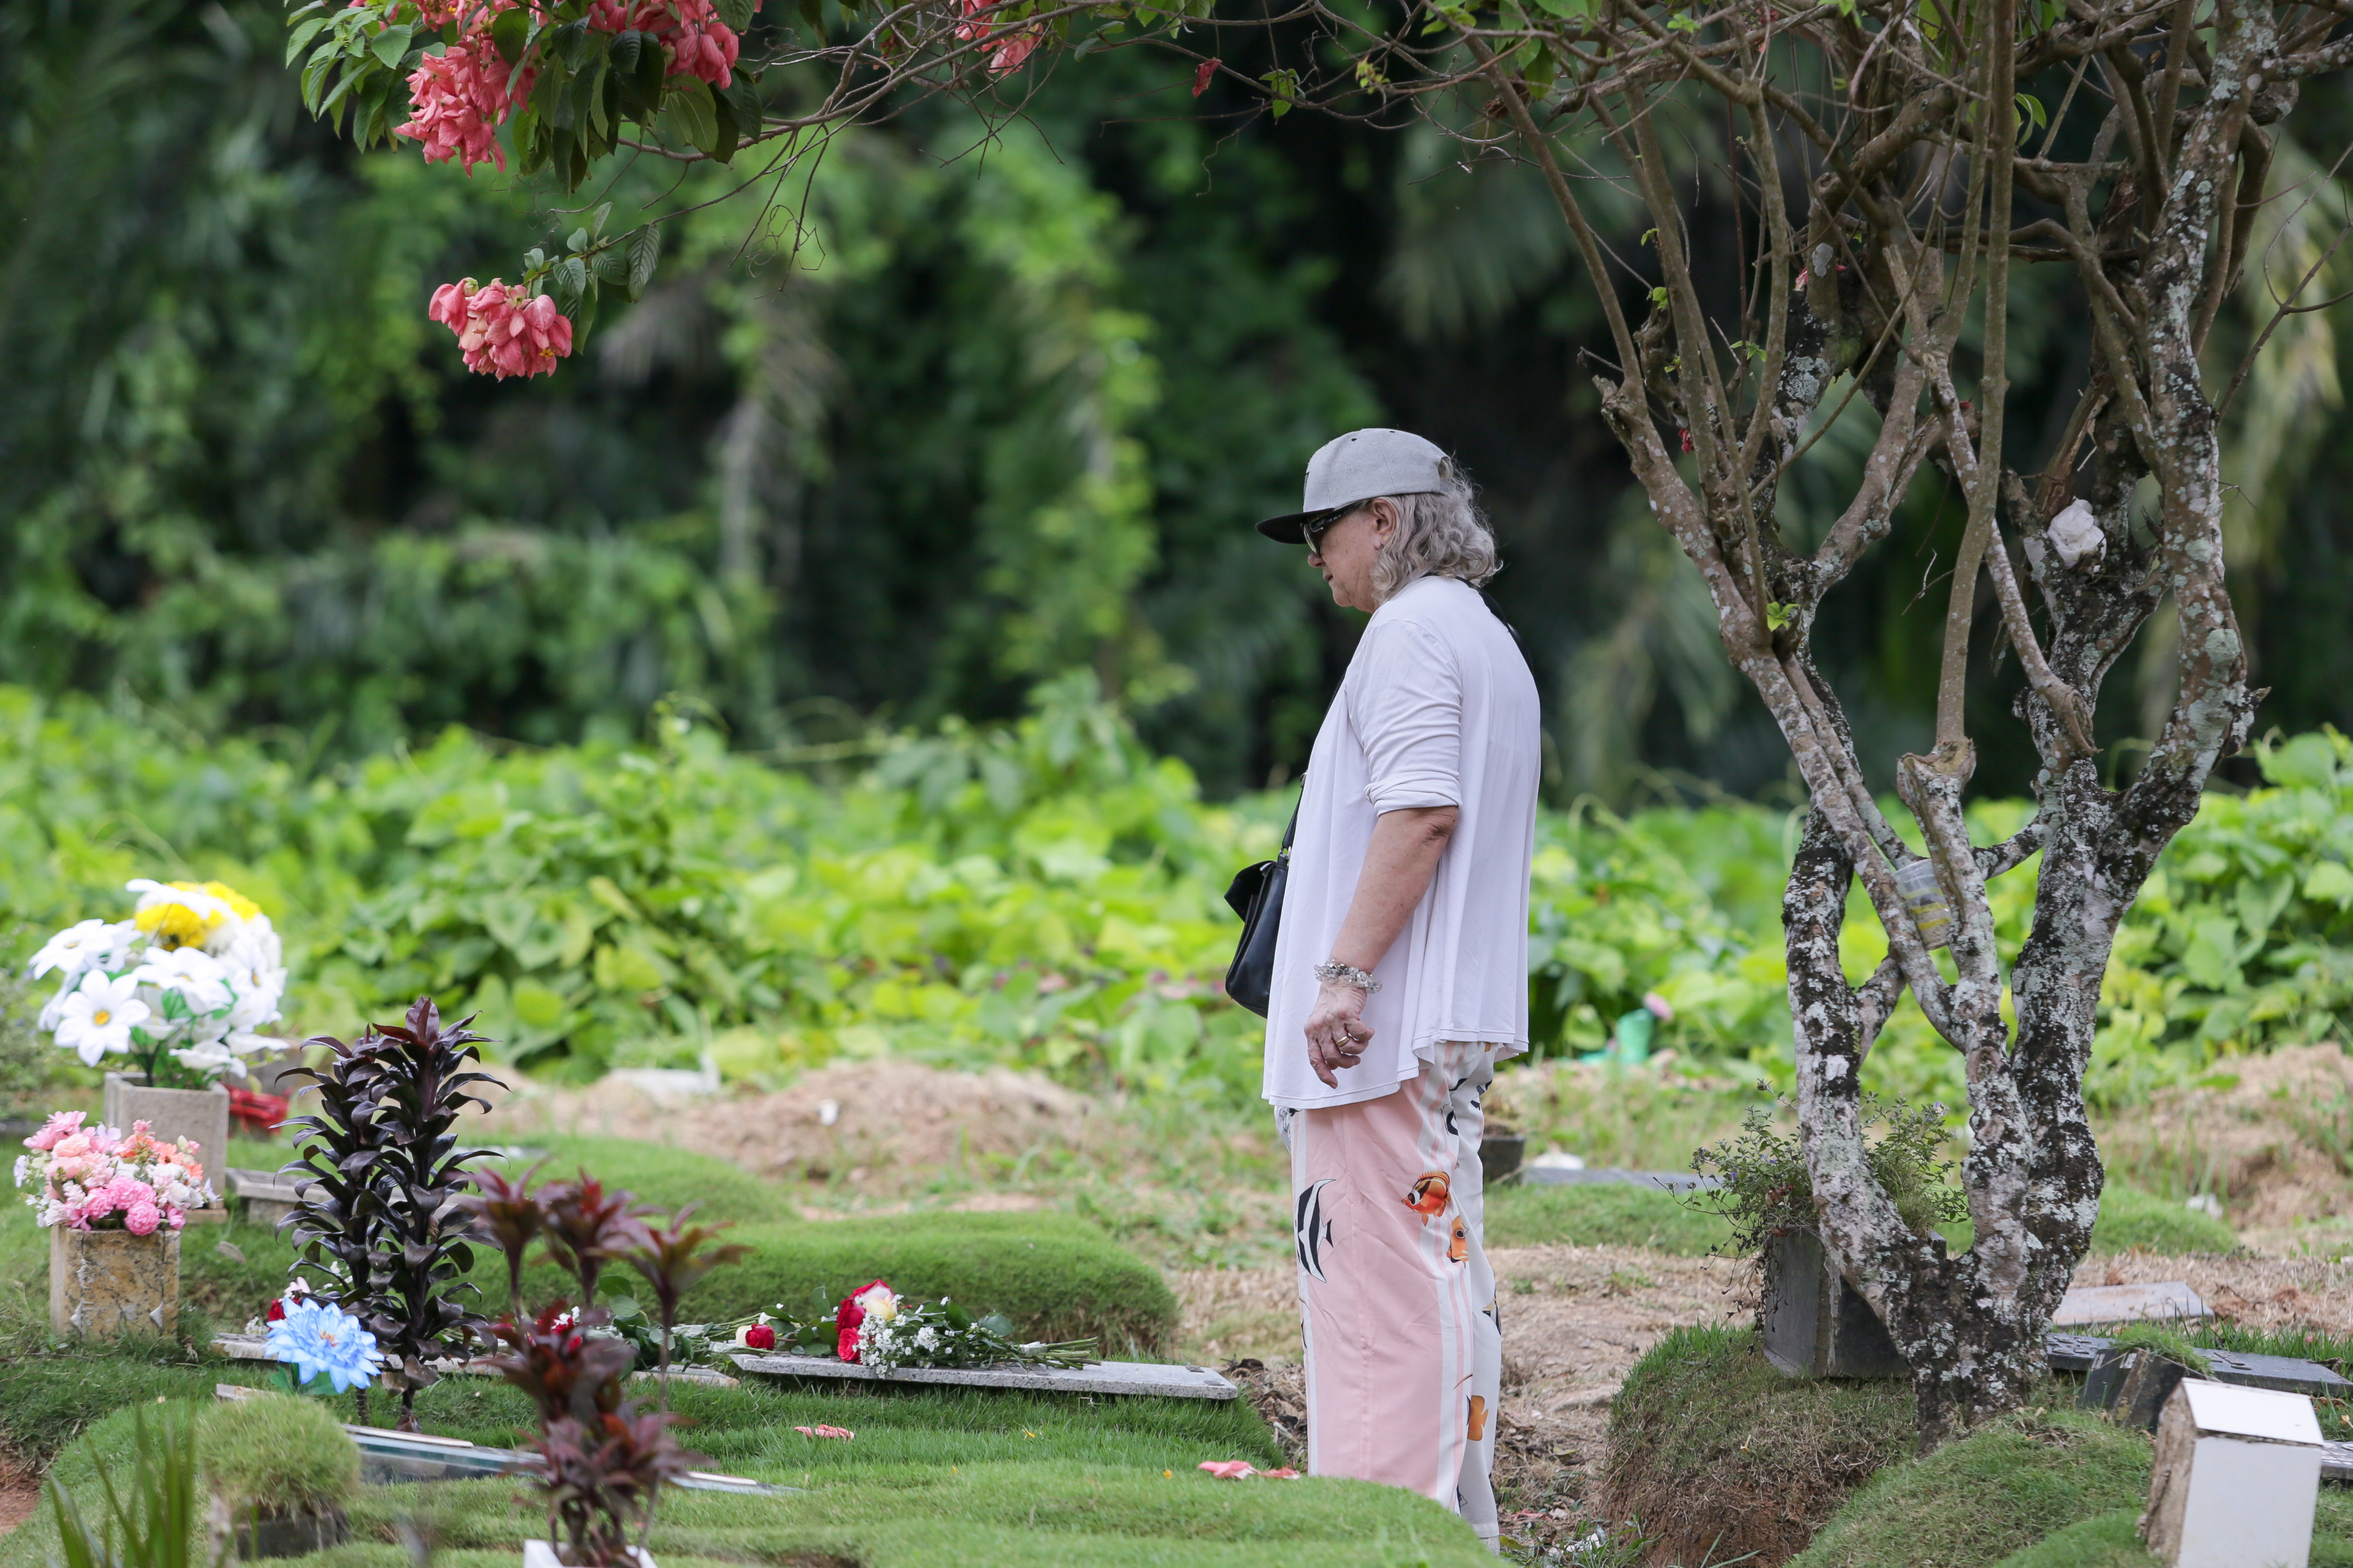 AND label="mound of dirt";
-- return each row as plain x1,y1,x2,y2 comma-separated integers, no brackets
478,1060,1099,1182
2098,1042,2353,1239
